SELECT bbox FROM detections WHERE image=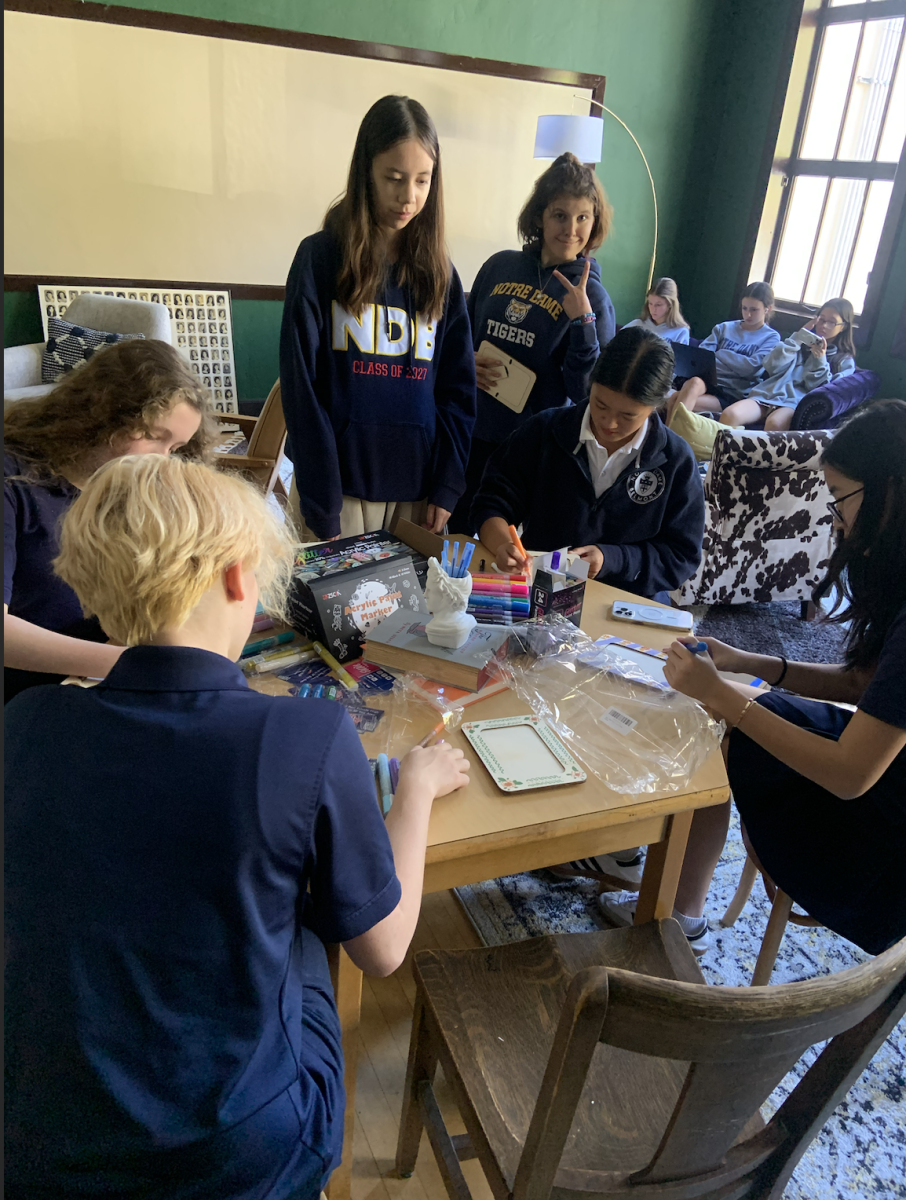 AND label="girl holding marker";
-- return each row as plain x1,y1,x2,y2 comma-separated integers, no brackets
623,276,690,345
280,95,476,542
599,400,906,955
5,455,470,1199
450,152,615,531
4,339,217,703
